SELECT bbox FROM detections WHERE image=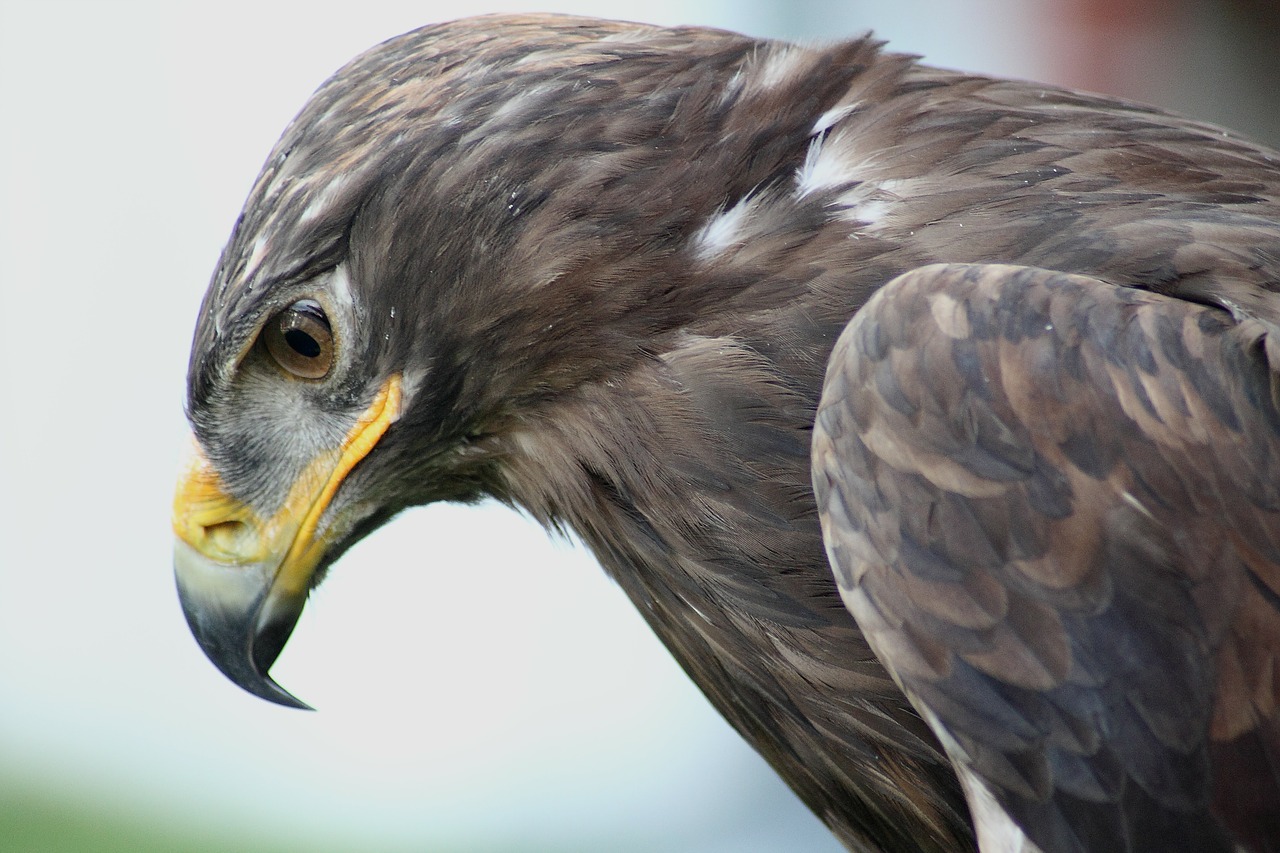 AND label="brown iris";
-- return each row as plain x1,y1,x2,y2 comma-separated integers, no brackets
263,299,333,379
